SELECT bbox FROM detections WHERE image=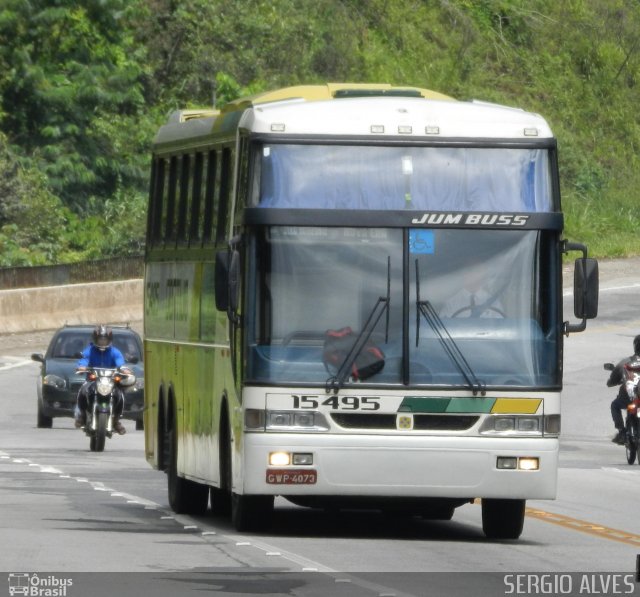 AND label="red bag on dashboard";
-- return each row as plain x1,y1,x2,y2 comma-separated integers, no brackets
322,327,385,380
